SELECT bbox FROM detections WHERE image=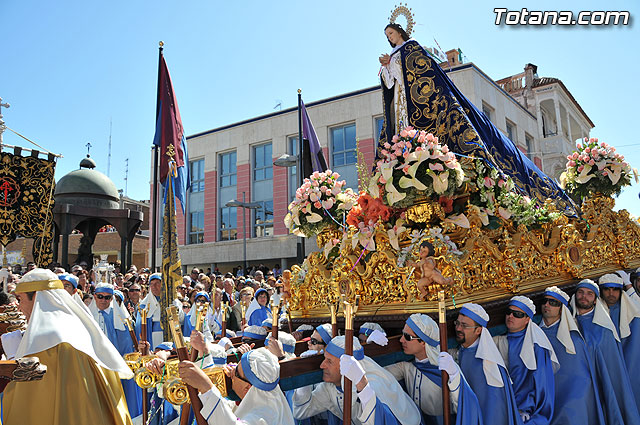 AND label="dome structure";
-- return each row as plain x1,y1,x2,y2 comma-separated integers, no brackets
54,155,120,209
